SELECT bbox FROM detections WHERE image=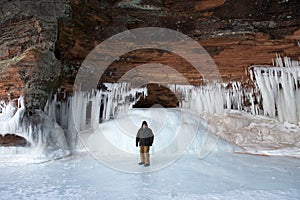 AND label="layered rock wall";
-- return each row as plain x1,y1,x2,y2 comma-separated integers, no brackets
0,0,70,109
1,0,300,108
